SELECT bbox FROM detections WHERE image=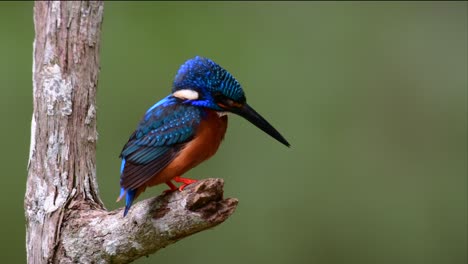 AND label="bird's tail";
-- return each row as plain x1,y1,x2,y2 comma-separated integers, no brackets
117,188,136,217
